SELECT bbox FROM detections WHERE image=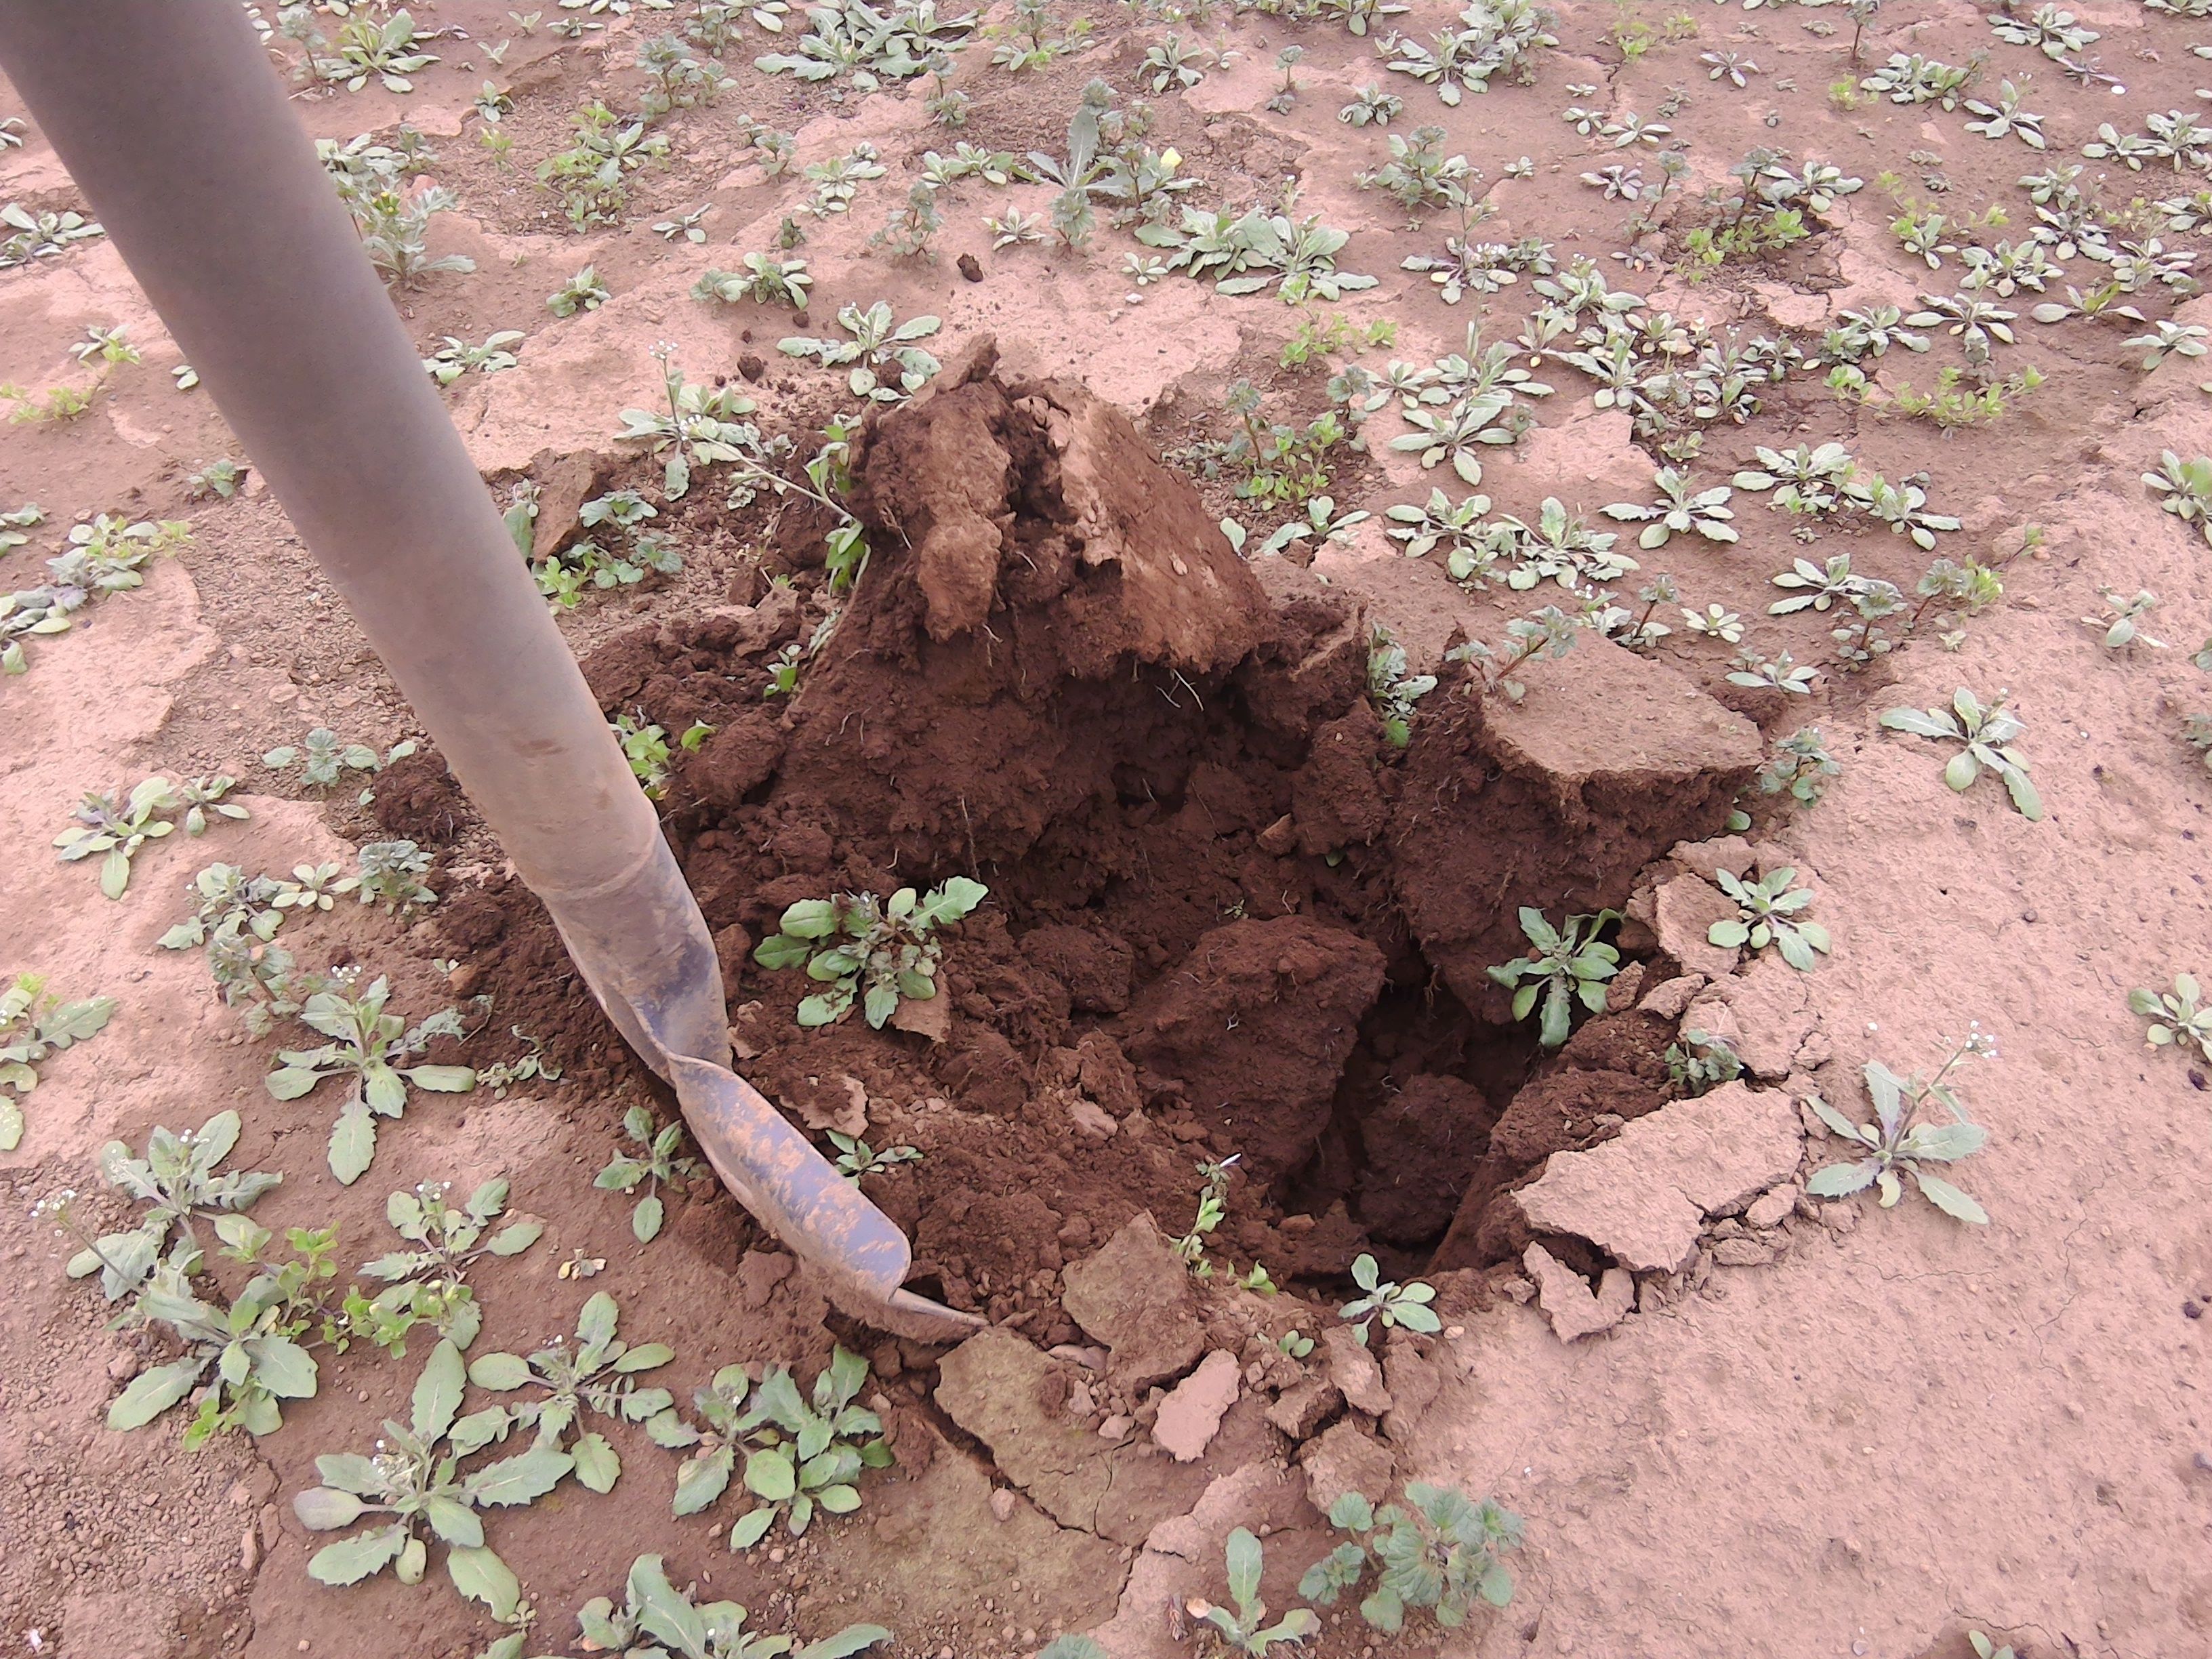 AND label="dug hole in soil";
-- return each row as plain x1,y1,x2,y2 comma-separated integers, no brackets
455,335,1761,1347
